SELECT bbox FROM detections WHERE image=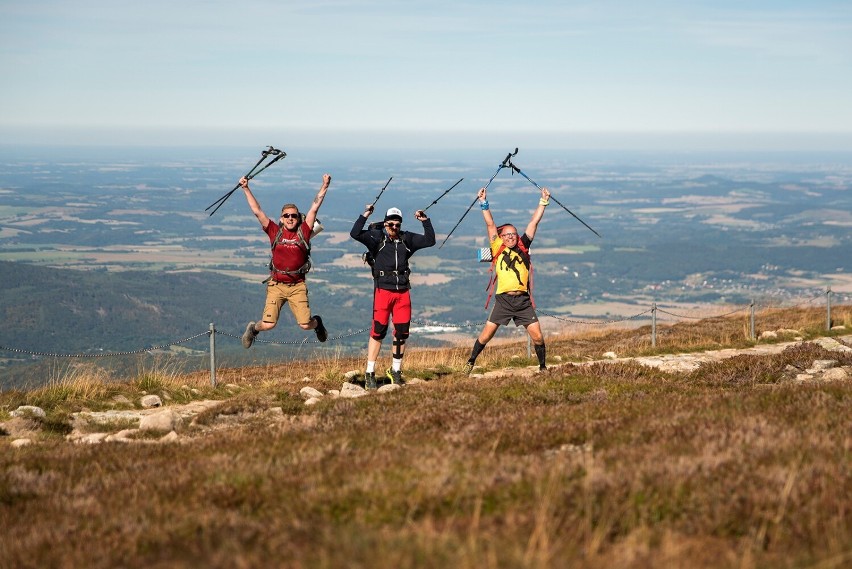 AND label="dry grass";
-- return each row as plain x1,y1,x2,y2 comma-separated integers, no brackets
1,306,851,568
